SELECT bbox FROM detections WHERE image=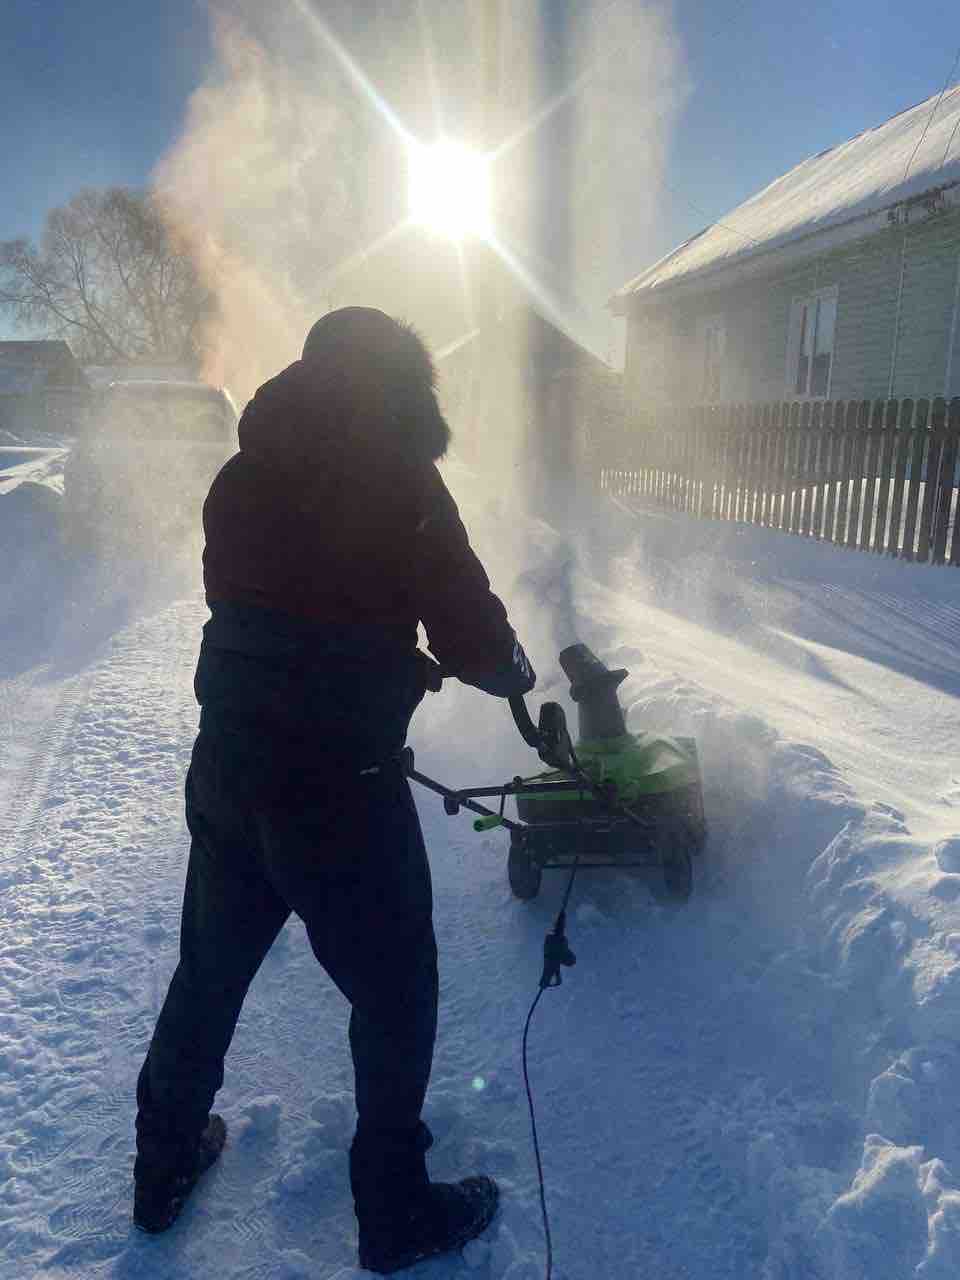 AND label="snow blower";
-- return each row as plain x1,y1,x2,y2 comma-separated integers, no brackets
404,644,706,903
